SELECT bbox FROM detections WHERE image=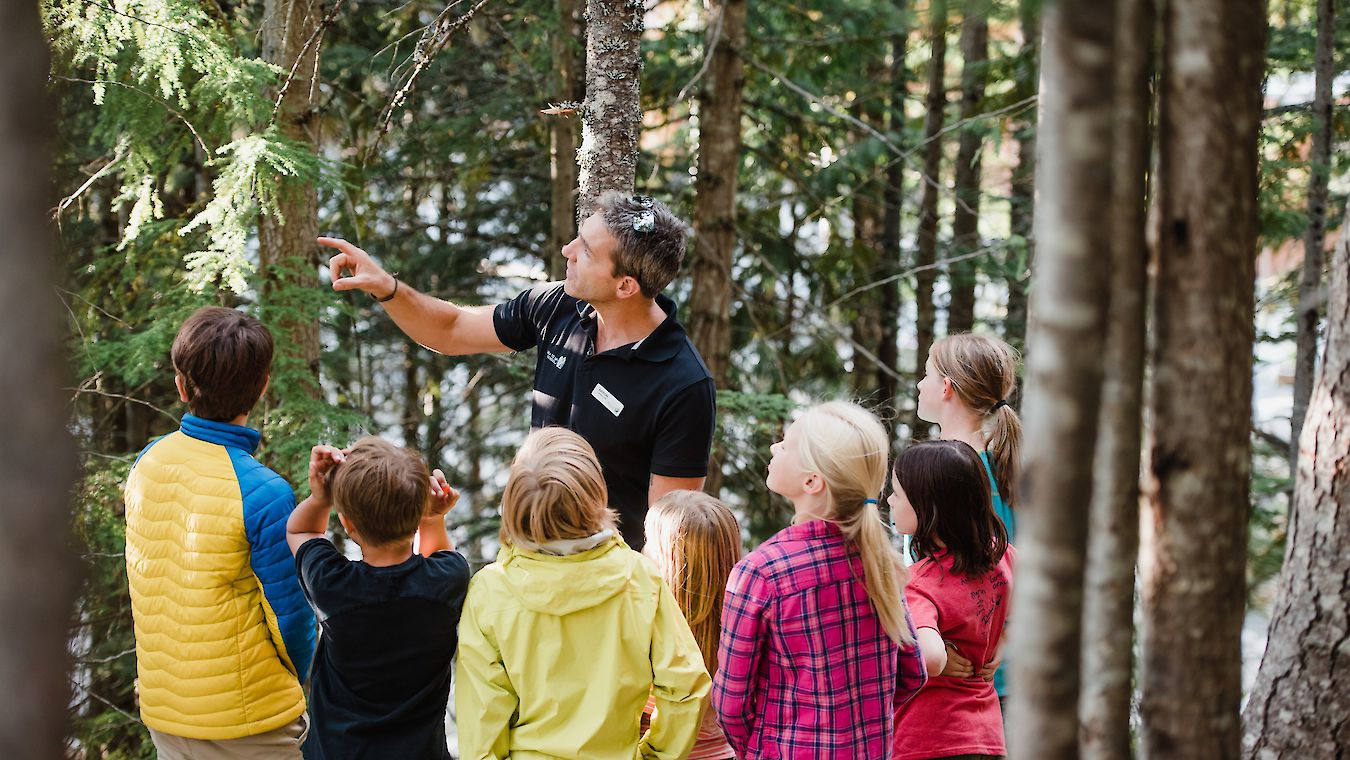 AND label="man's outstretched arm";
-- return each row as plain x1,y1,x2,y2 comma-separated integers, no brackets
318,236,510,356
